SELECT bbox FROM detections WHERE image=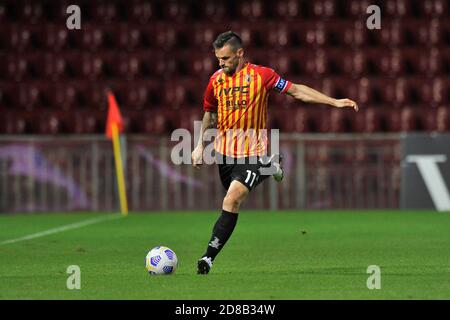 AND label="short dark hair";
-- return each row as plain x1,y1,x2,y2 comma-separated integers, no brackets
213,31,243,51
